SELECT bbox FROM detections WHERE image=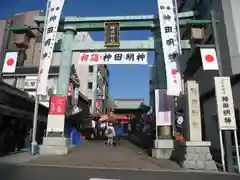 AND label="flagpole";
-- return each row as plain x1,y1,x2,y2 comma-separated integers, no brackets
31,0,50,155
